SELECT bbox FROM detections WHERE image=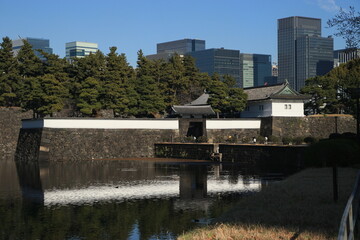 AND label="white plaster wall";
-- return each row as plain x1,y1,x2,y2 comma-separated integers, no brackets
272,102,304,117
22,119,179,130
206,120,261,129
240,101,272,118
